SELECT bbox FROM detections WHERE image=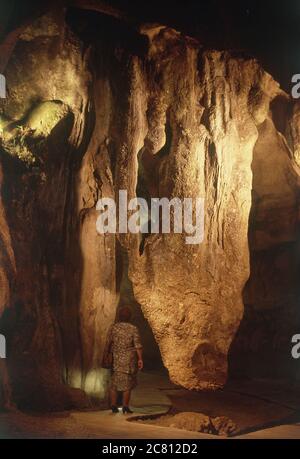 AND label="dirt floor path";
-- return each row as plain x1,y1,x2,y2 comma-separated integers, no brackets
0,371,300,438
